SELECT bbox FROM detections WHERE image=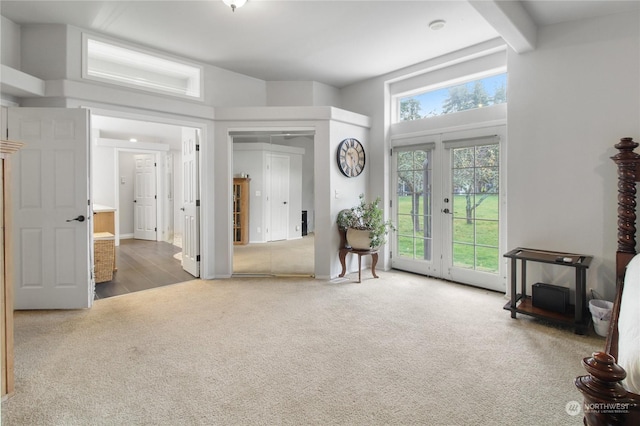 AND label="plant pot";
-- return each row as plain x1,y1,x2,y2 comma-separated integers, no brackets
346,228,373,250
